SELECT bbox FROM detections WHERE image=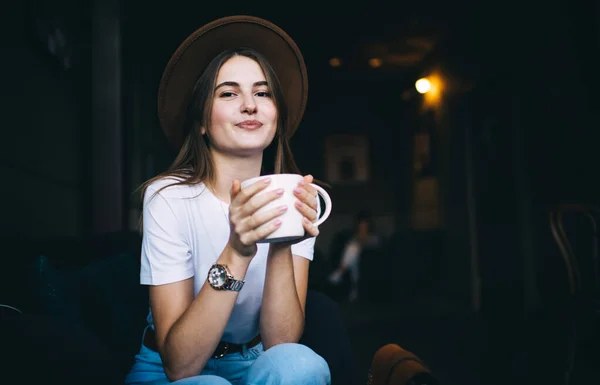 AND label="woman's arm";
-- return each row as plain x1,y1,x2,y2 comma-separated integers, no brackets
142,187,243,380
260,245,309,348
151,244,250,381
144,179,285,381
260,175,320,348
